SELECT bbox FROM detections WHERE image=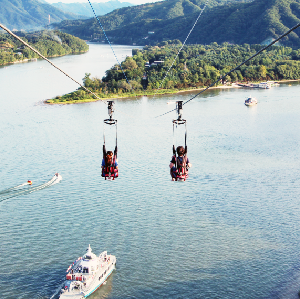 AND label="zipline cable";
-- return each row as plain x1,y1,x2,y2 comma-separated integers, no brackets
87,0,134,93
0,23,106,103
0,24,134,121
155,21,300,118
154,0,211,96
